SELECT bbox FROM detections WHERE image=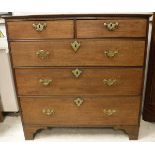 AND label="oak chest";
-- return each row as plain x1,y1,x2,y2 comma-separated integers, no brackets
5,14,150,140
